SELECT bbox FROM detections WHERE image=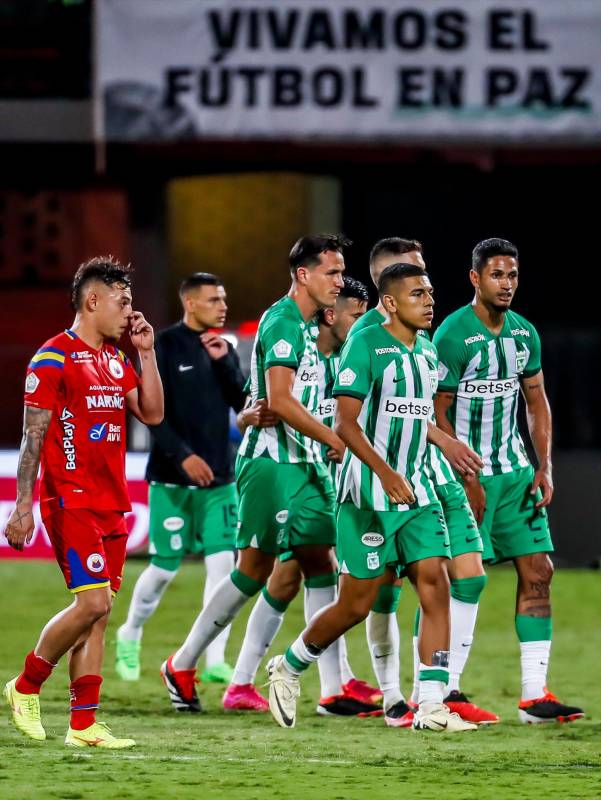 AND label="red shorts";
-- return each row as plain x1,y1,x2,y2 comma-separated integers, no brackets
42,508,128,595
